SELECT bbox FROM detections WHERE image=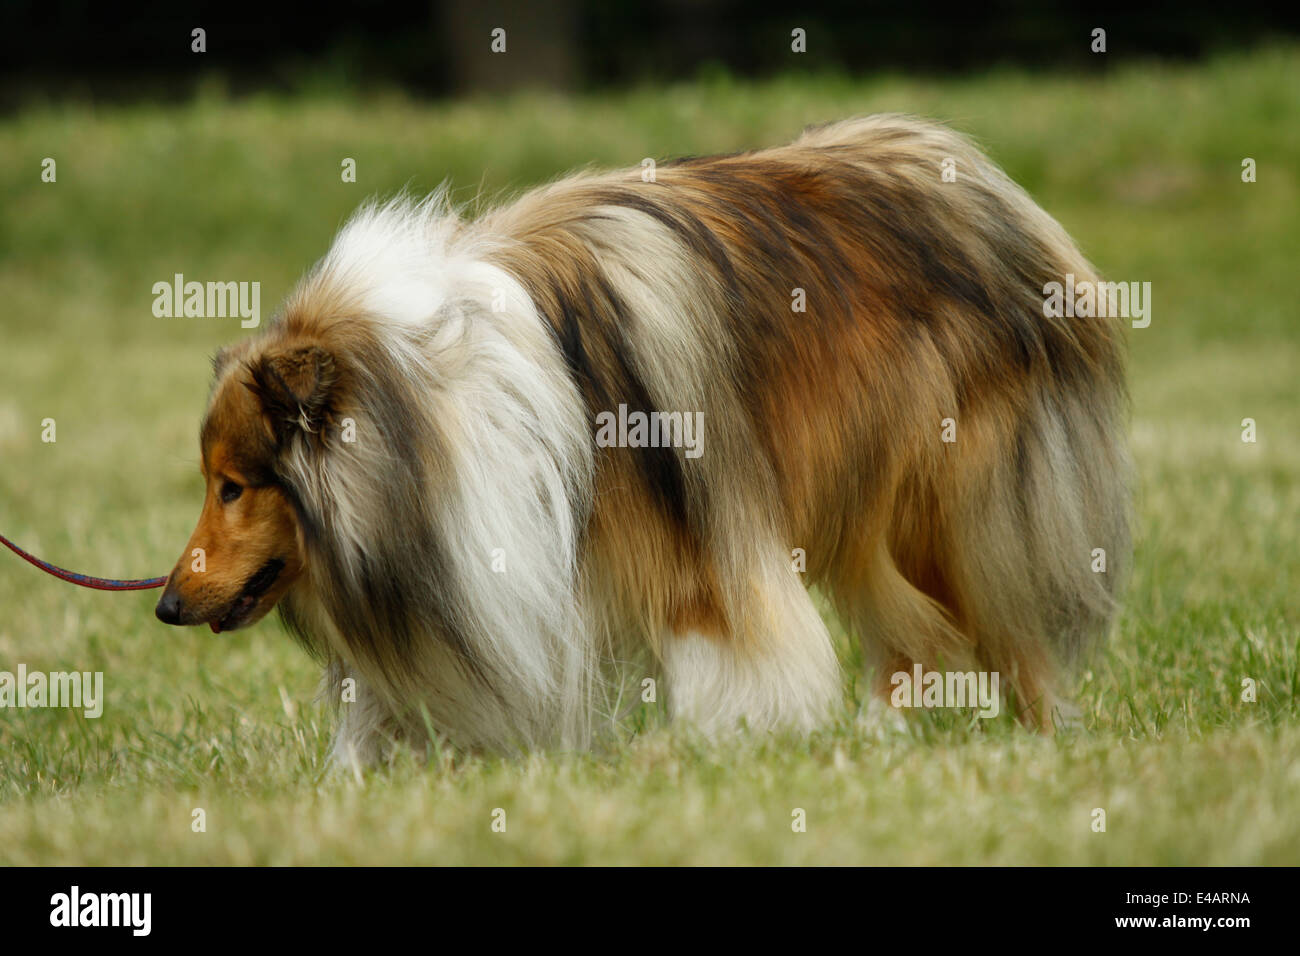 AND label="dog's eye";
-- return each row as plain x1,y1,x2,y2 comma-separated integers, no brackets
220,480,243,504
